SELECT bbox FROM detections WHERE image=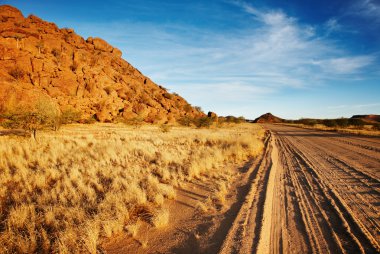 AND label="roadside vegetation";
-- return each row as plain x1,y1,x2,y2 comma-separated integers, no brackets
0,123,264,253
283,117,380,136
